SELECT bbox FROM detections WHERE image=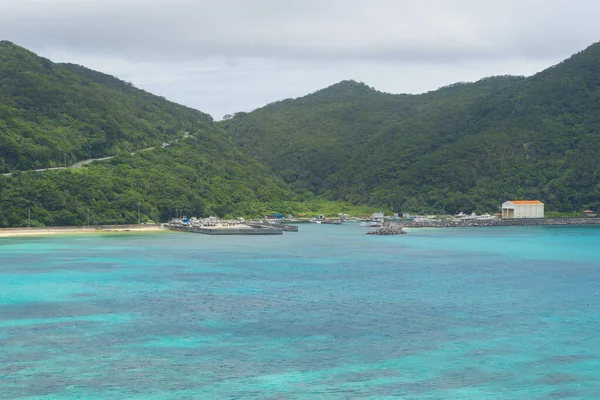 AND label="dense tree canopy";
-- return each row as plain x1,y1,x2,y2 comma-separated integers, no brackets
0,127,379,227
0,41,212,171
0,132,309,227
221,43,600,214
2,40,600,227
